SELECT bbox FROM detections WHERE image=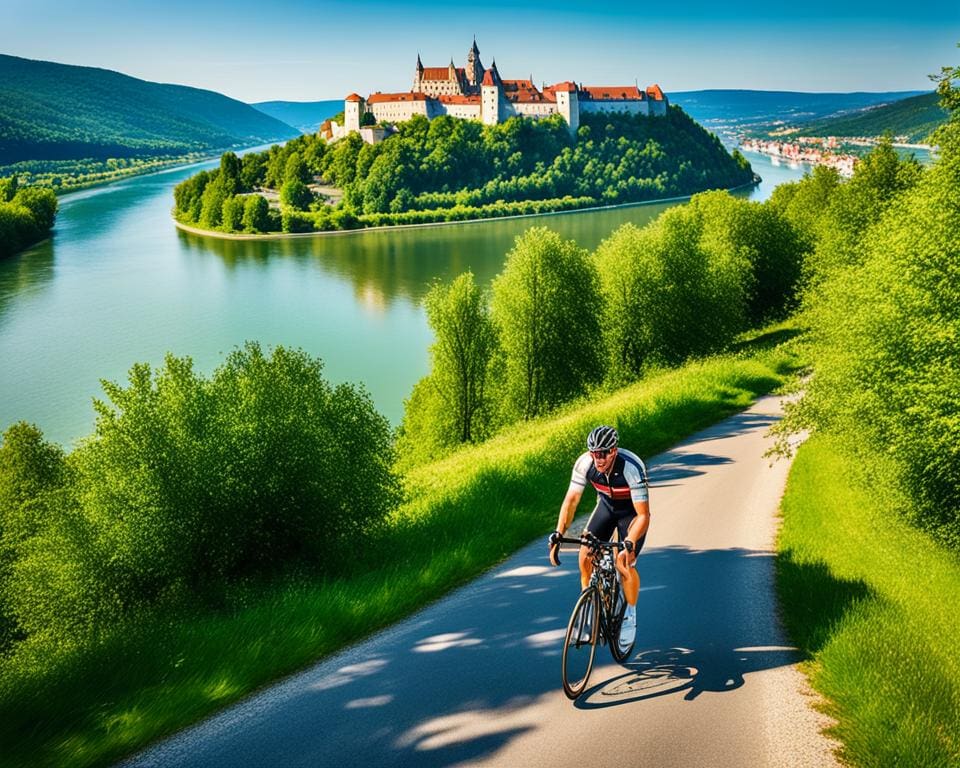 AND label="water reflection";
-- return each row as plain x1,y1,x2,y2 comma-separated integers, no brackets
0,239,56,323
184,201,681,307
